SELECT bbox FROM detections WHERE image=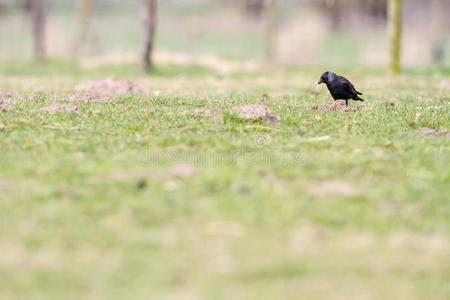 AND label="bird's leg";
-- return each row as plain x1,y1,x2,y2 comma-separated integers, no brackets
345,100,348,106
